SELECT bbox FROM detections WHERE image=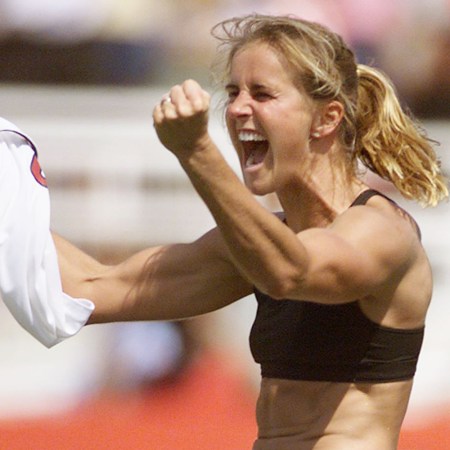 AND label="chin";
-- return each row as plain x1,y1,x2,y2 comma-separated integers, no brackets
245,180,274,197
